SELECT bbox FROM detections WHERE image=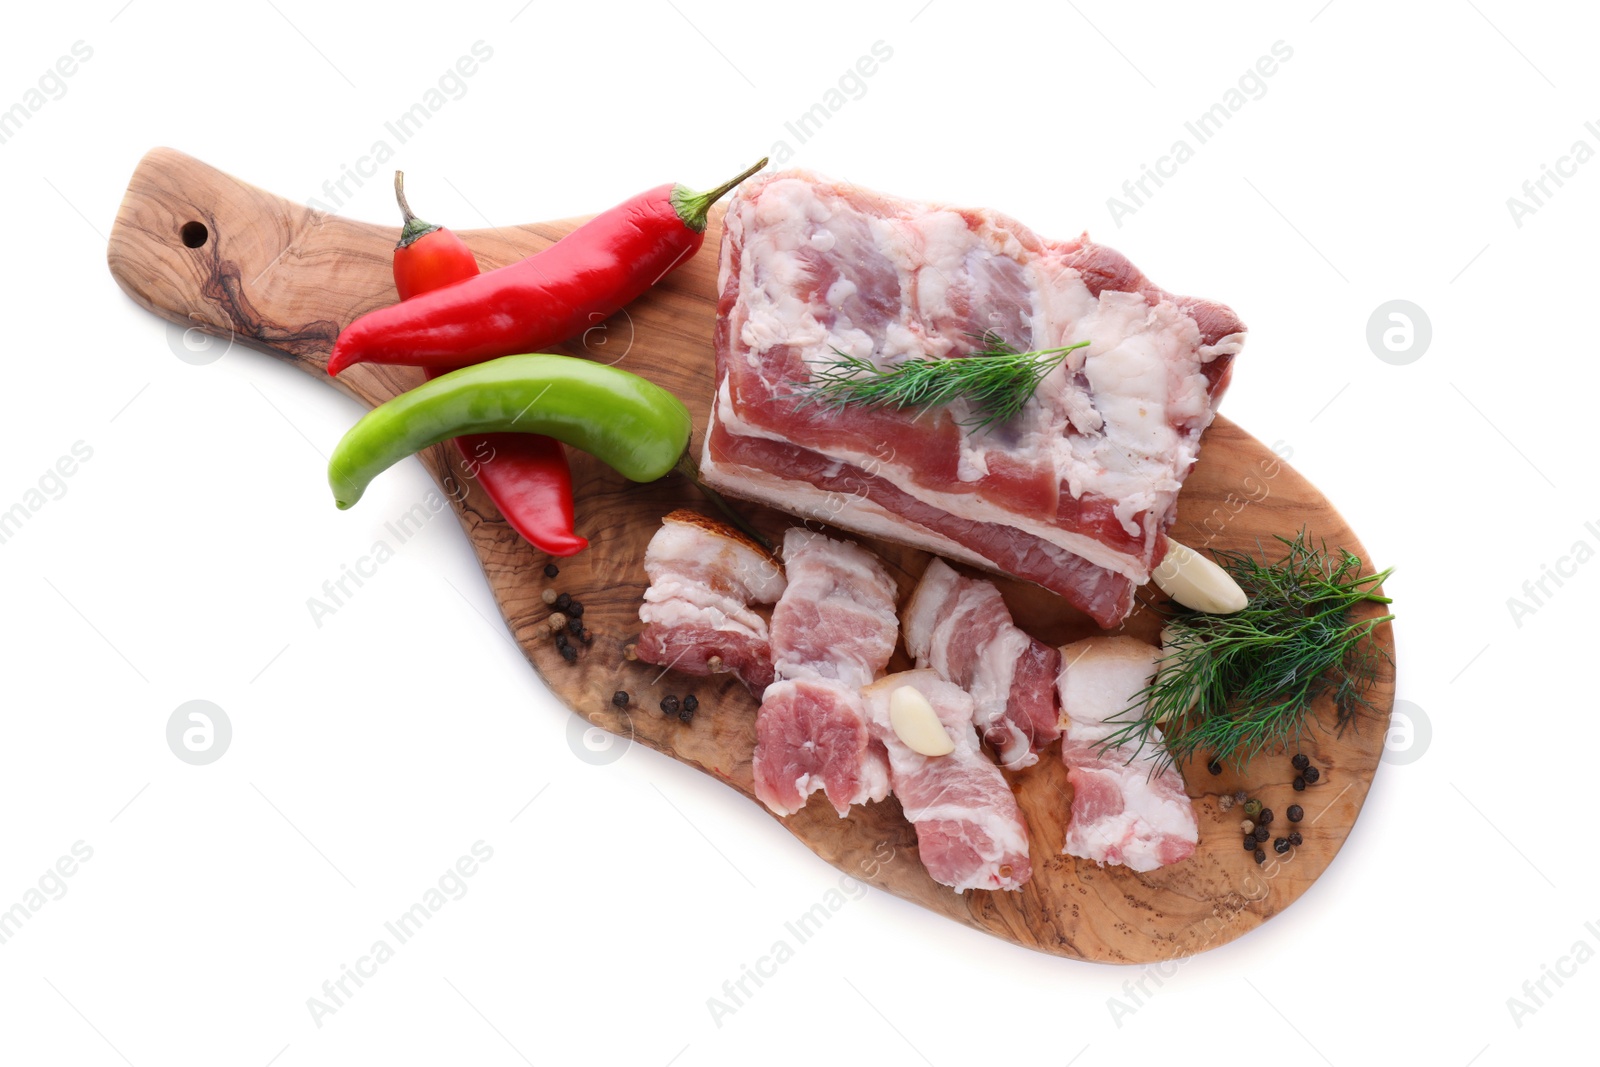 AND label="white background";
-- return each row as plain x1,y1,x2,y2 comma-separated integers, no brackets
1,1,1594,1064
